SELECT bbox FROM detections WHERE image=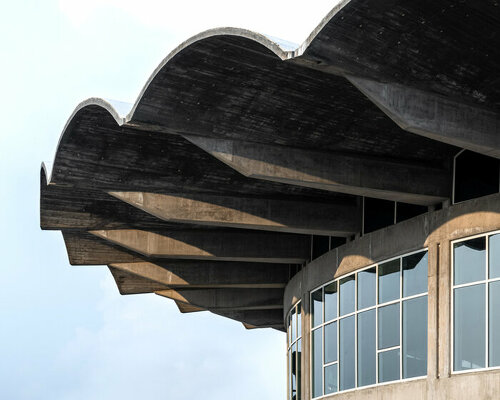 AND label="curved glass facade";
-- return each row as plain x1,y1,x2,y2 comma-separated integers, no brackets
287,302,302,400
311,250,428,398
452,231,500,372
